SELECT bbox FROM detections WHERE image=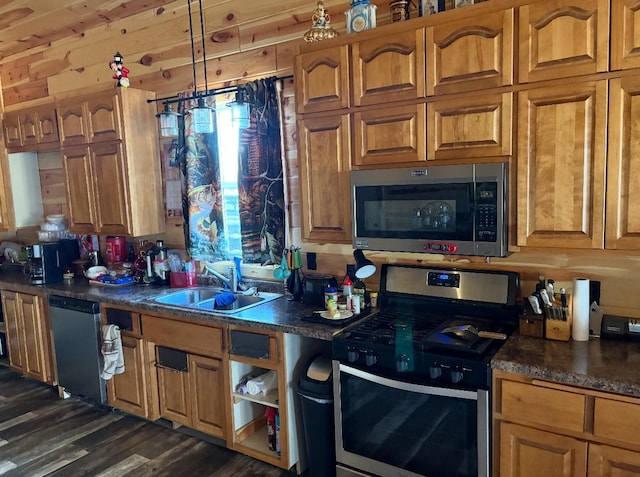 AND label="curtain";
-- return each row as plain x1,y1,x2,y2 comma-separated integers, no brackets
178,78,286,265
